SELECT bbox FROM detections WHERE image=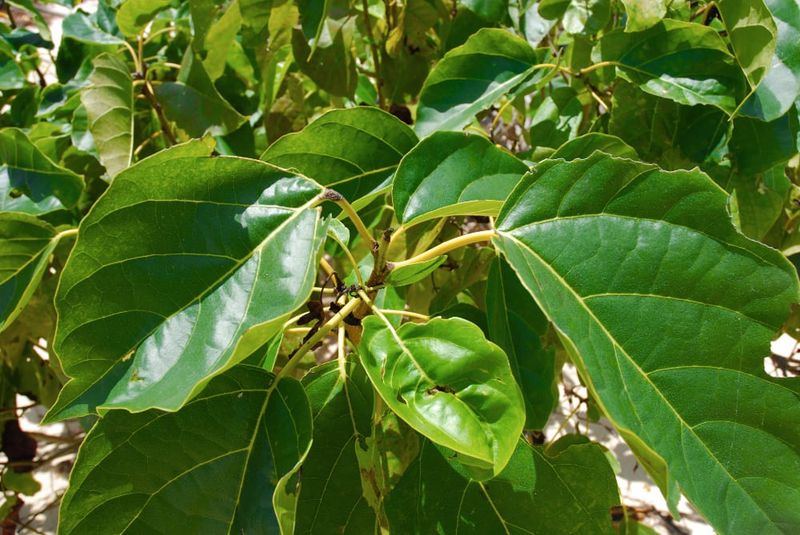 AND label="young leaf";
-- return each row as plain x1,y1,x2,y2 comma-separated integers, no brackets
358,316,525,477
393,132,528,225
47,155,326,421
493,153,800,533
596,20,747,113
486,256,556,429
58,366,312,535
385,437,619,534
262,107,418,205
0,213,62,333
288,359,377,534
415,28,549,137
81,53,134,179
0,128,84,208
116,0,173,39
